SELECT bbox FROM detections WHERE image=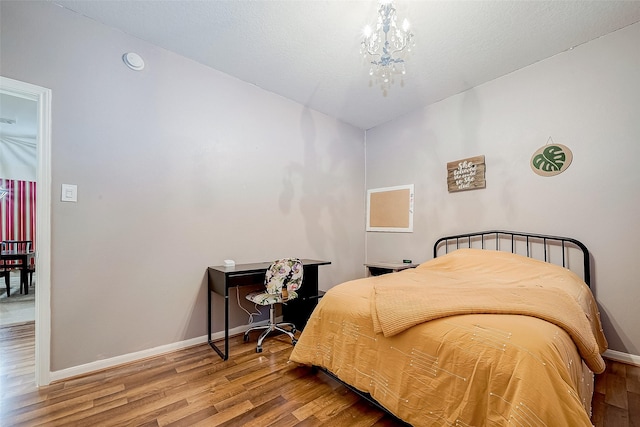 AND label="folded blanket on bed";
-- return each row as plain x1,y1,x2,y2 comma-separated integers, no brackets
371,249,607,373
